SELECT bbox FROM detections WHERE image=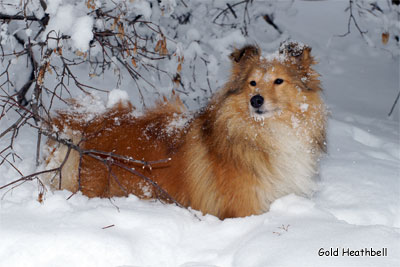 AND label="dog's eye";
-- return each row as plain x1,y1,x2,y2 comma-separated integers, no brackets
274,78,284,85
249,81,257,86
